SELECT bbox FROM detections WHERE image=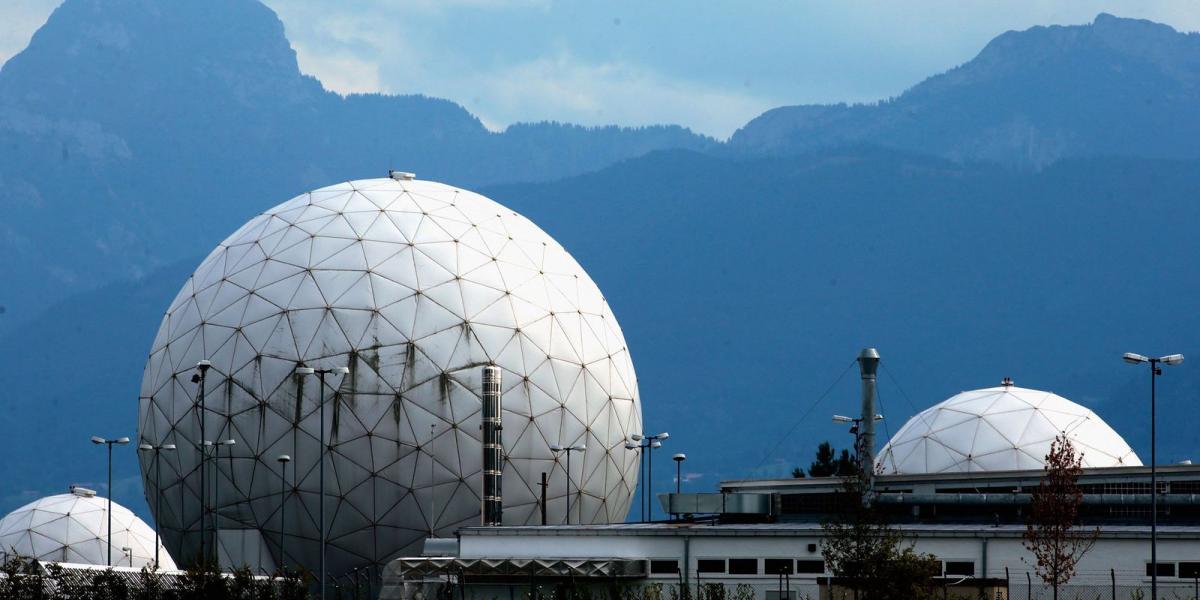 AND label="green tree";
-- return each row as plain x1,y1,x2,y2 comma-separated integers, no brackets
808,441,838,477
1024,434,1098,600
821,470,940,600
